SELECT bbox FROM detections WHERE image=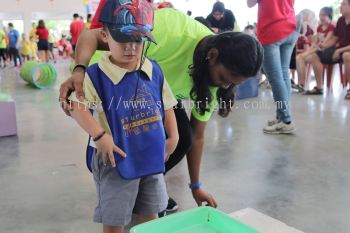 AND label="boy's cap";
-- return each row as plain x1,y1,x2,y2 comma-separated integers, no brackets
99,0,156,43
